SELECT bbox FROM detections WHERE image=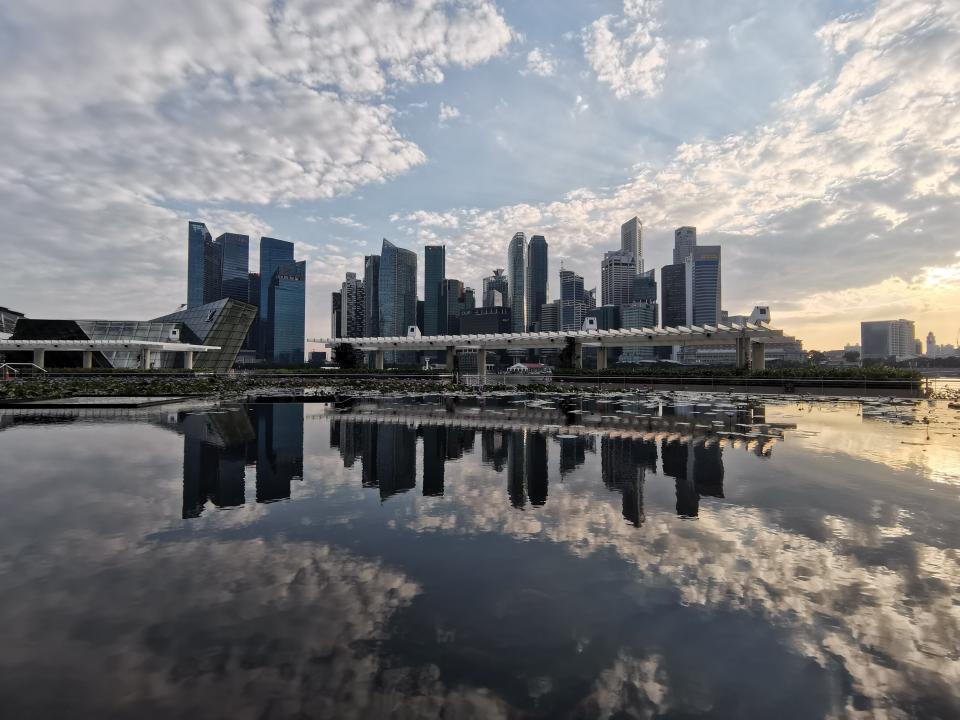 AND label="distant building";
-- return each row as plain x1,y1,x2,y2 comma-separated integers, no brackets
483,269,509,308
861,319,916,361
215,233,250,303
661,264,685,328
267,261,306,364
914,338,923,356
685,245,721,326
559,269,588,331
187,221,217,308
463,287,476,312
259,236,296,358
927,332,936,357
674,226,697,264
507,233,527,332
330,291,342,339
540,301,560,332
601,251,636,306
363,254,380,341
246,273,260,350
424,245,446,336
340,272,364,338
460,306,512,335
619,302,659,363
445,279,465,334
526,235,549,330
308,351,327,366
378,238,417,365
621,217,643,272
